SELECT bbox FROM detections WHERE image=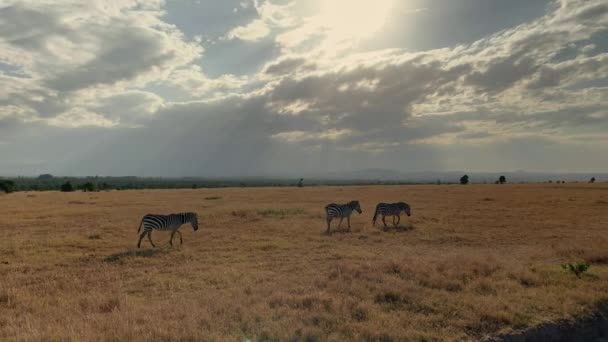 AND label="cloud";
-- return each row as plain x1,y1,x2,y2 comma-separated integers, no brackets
0,0,202,126
0,0,607,175
225,0,295,41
